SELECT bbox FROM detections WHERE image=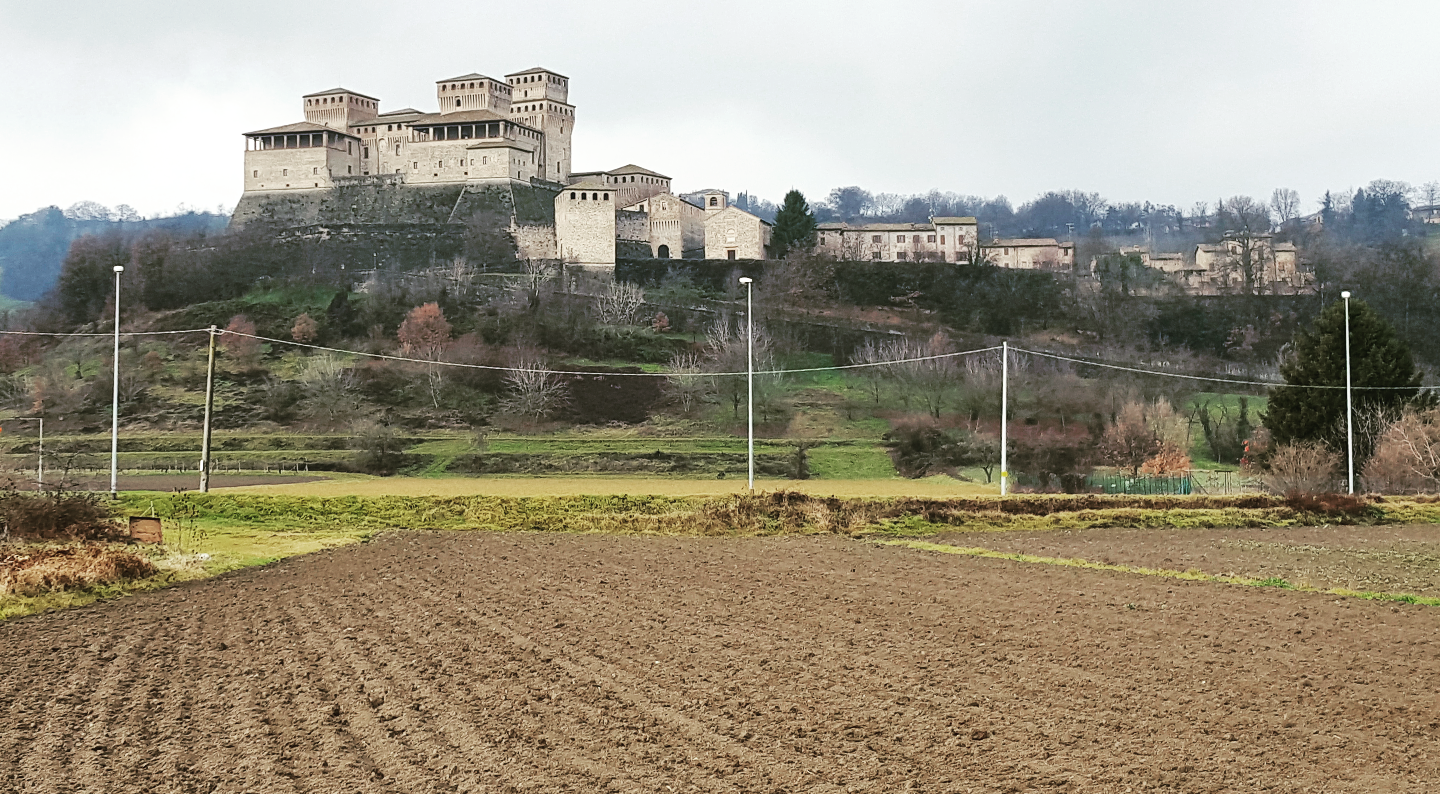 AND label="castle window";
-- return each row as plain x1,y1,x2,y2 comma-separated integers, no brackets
604,193,609,200
313,167,318,175
456,99,461,107
570,192,576,199
282,169,288,176
363,146,369,159
253,170,258,178
347,165,352,174
395,144,401,155
727,250,737,260
709,197,718,207
581,193,587,200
